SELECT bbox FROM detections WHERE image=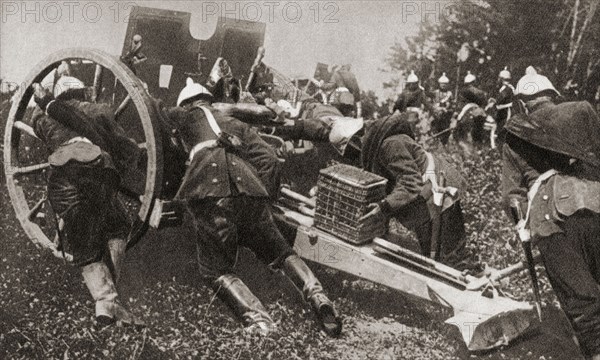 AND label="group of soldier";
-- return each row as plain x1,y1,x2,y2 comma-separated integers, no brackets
25,46,600,358
389,66,517,151
380,65,600,358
